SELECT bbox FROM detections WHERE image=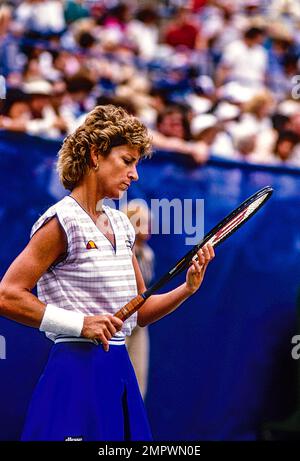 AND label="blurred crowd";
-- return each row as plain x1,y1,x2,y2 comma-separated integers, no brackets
1,0,300,167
